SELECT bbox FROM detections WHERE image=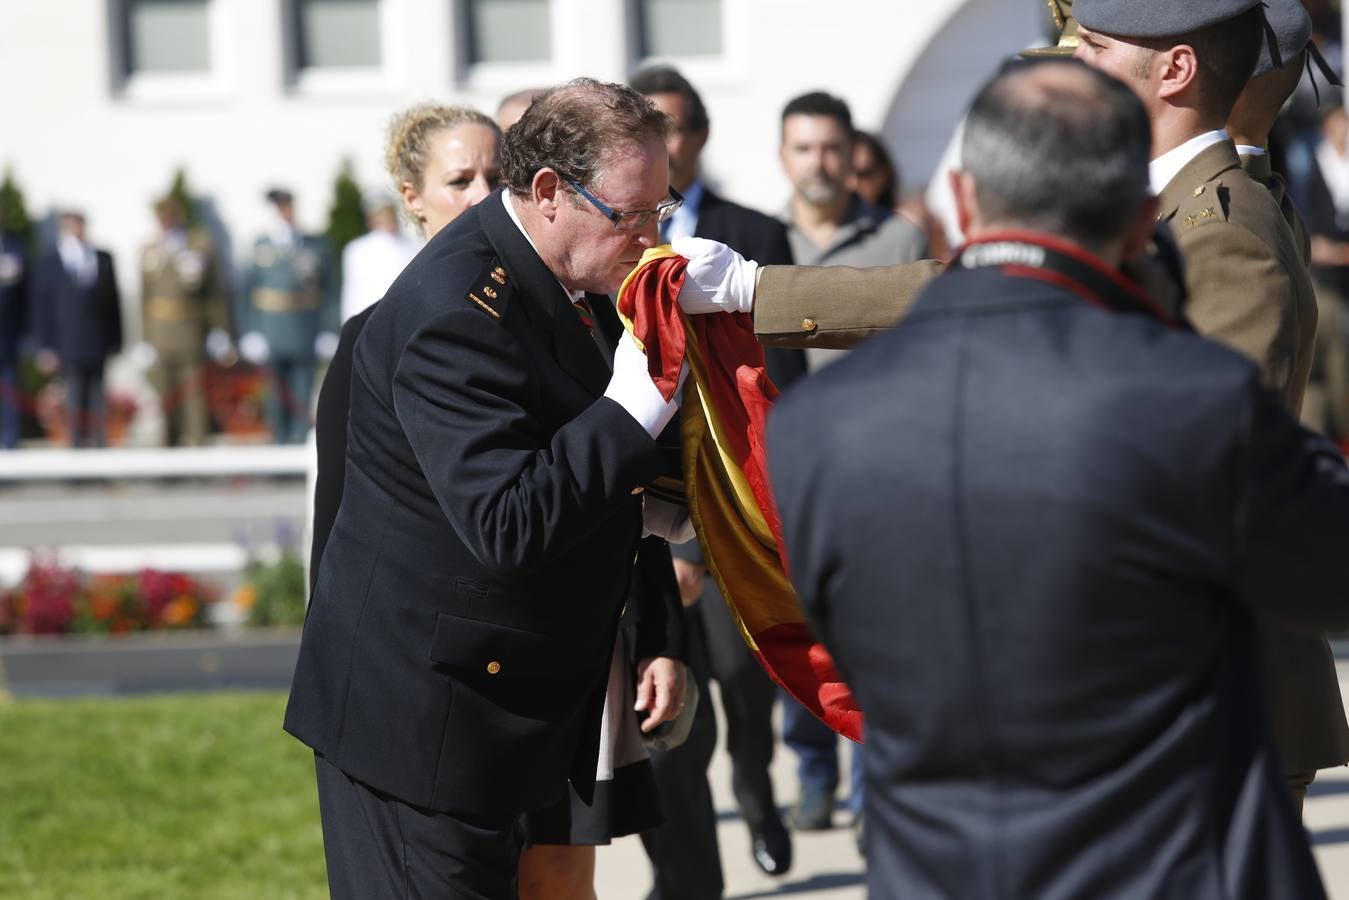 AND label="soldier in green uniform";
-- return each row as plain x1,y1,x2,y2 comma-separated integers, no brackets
238,188,338,445
136,196,230,447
